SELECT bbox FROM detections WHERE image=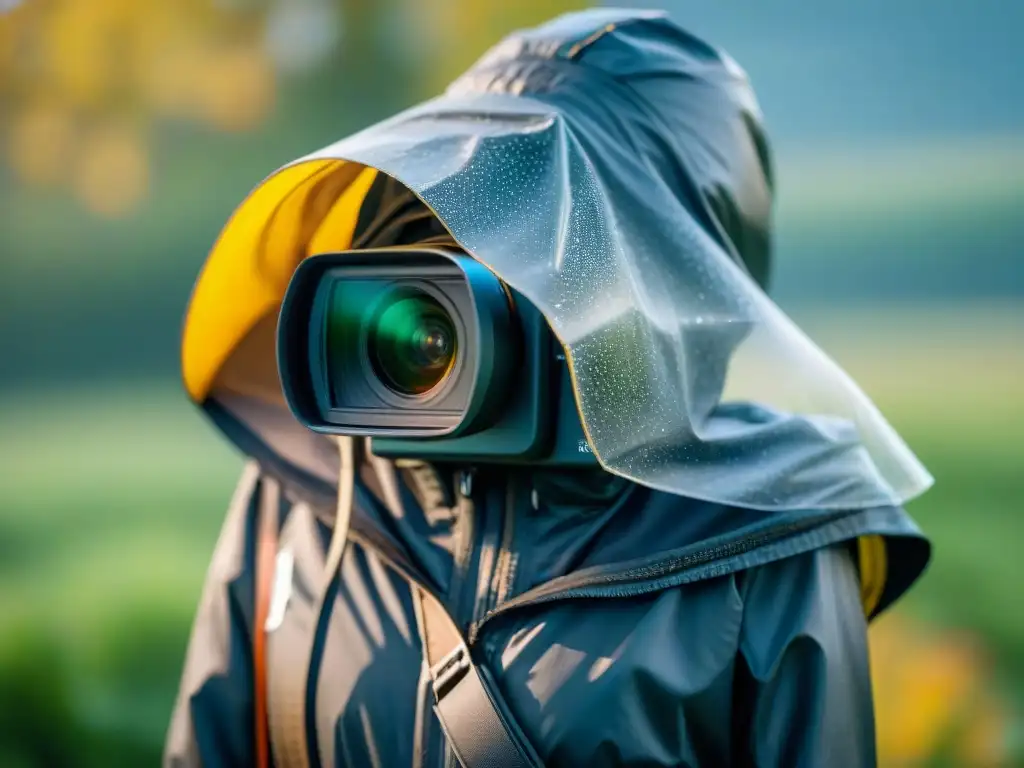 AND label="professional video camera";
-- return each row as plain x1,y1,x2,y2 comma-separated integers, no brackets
277,247,597,466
